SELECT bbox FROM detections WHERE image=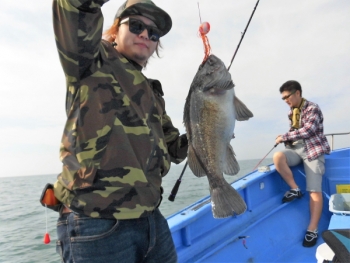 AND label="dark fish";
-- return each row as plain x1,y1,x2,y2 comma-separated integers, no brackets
184,55,253,218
